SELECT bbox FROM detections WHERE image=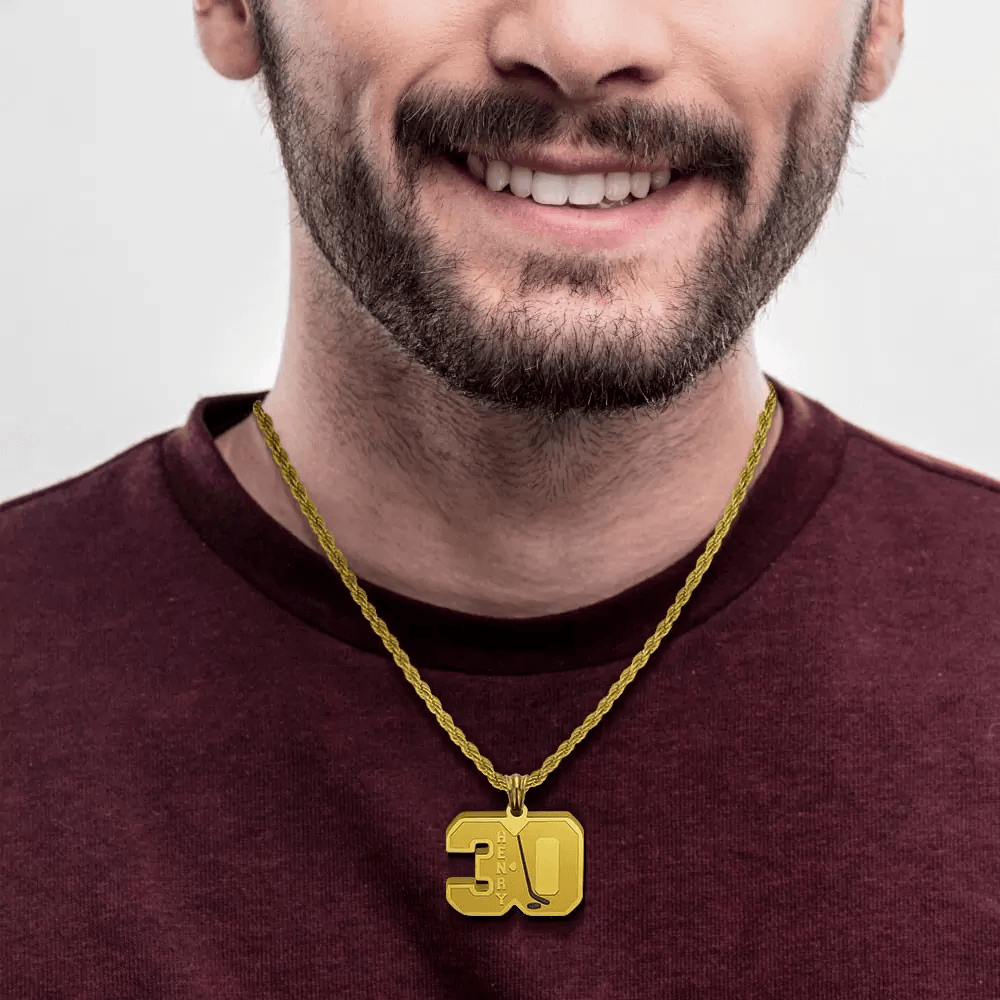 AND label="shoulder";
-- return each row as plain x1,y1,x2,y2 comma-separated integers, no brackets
813,417,1000,589
838,420,1000,521
844,421,1000,498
